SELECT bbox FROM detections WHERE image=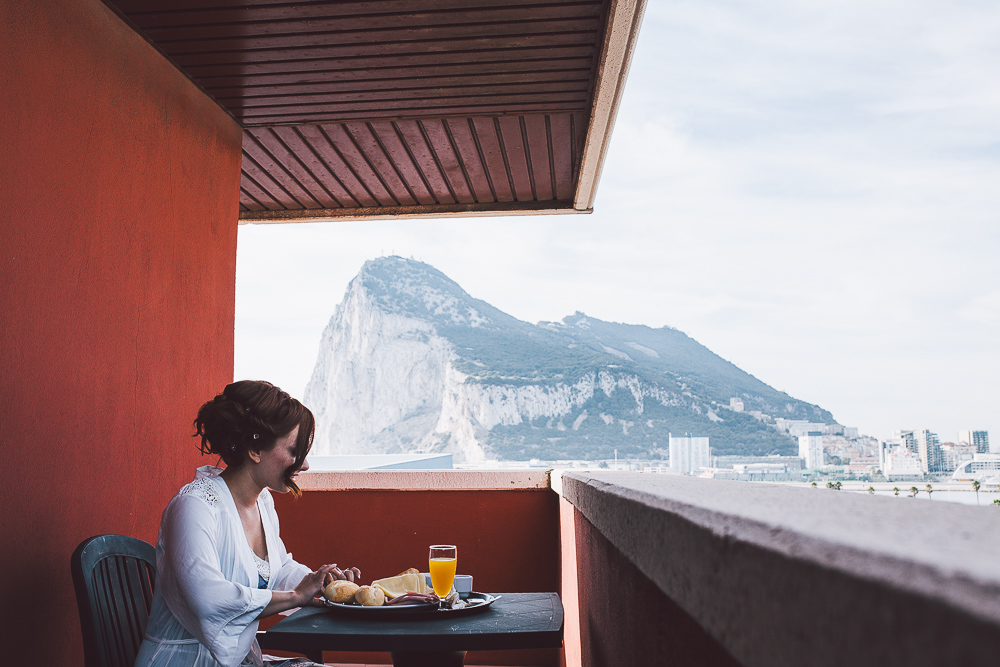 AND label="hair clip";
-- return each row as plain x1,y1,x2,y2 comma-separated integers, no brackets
252,433,260,440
